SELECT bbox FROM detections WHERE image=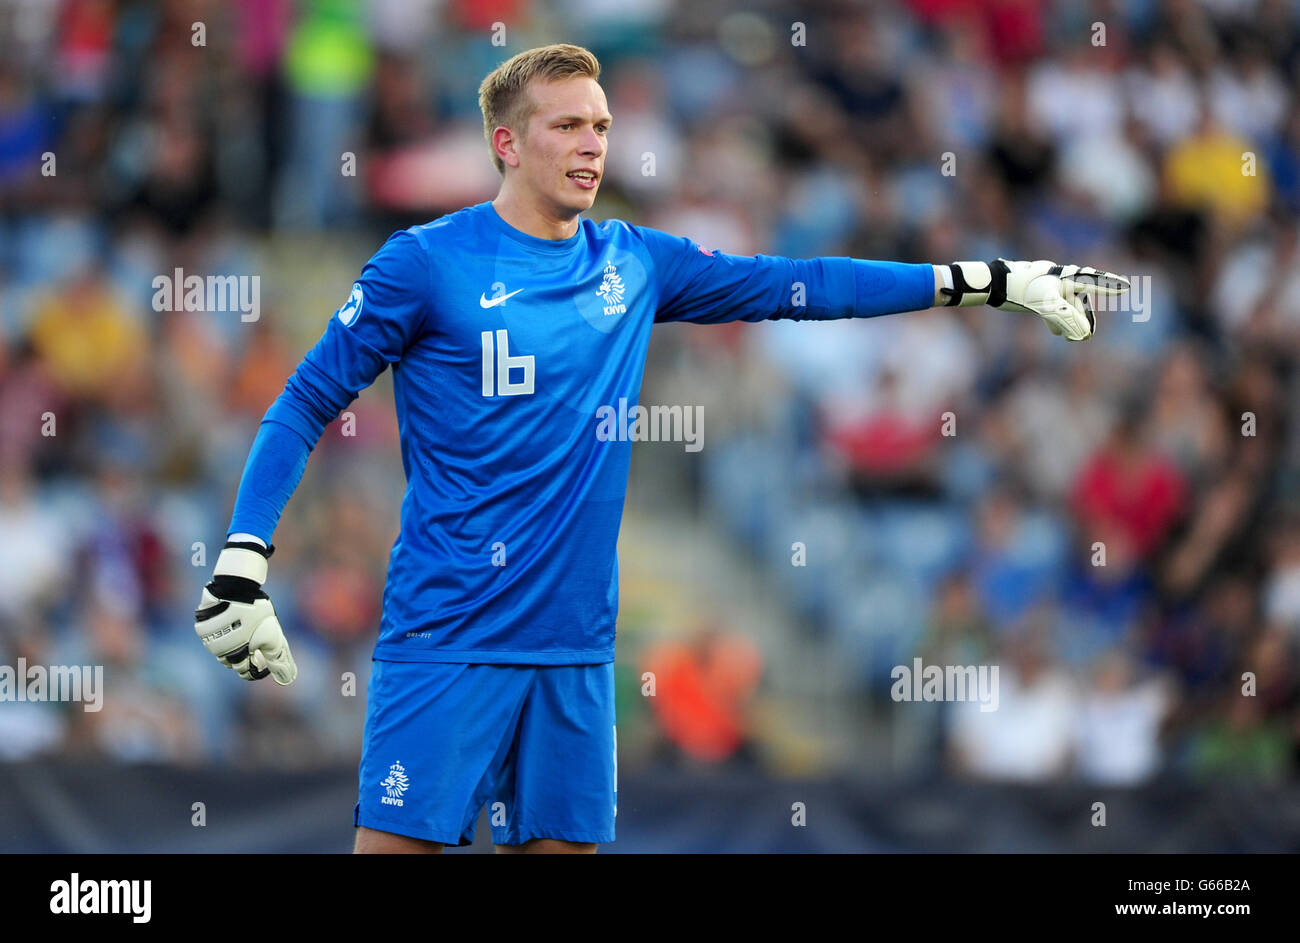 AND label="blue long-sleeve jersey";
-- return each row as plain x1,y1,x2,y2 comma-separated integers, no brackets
228,201,935,663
